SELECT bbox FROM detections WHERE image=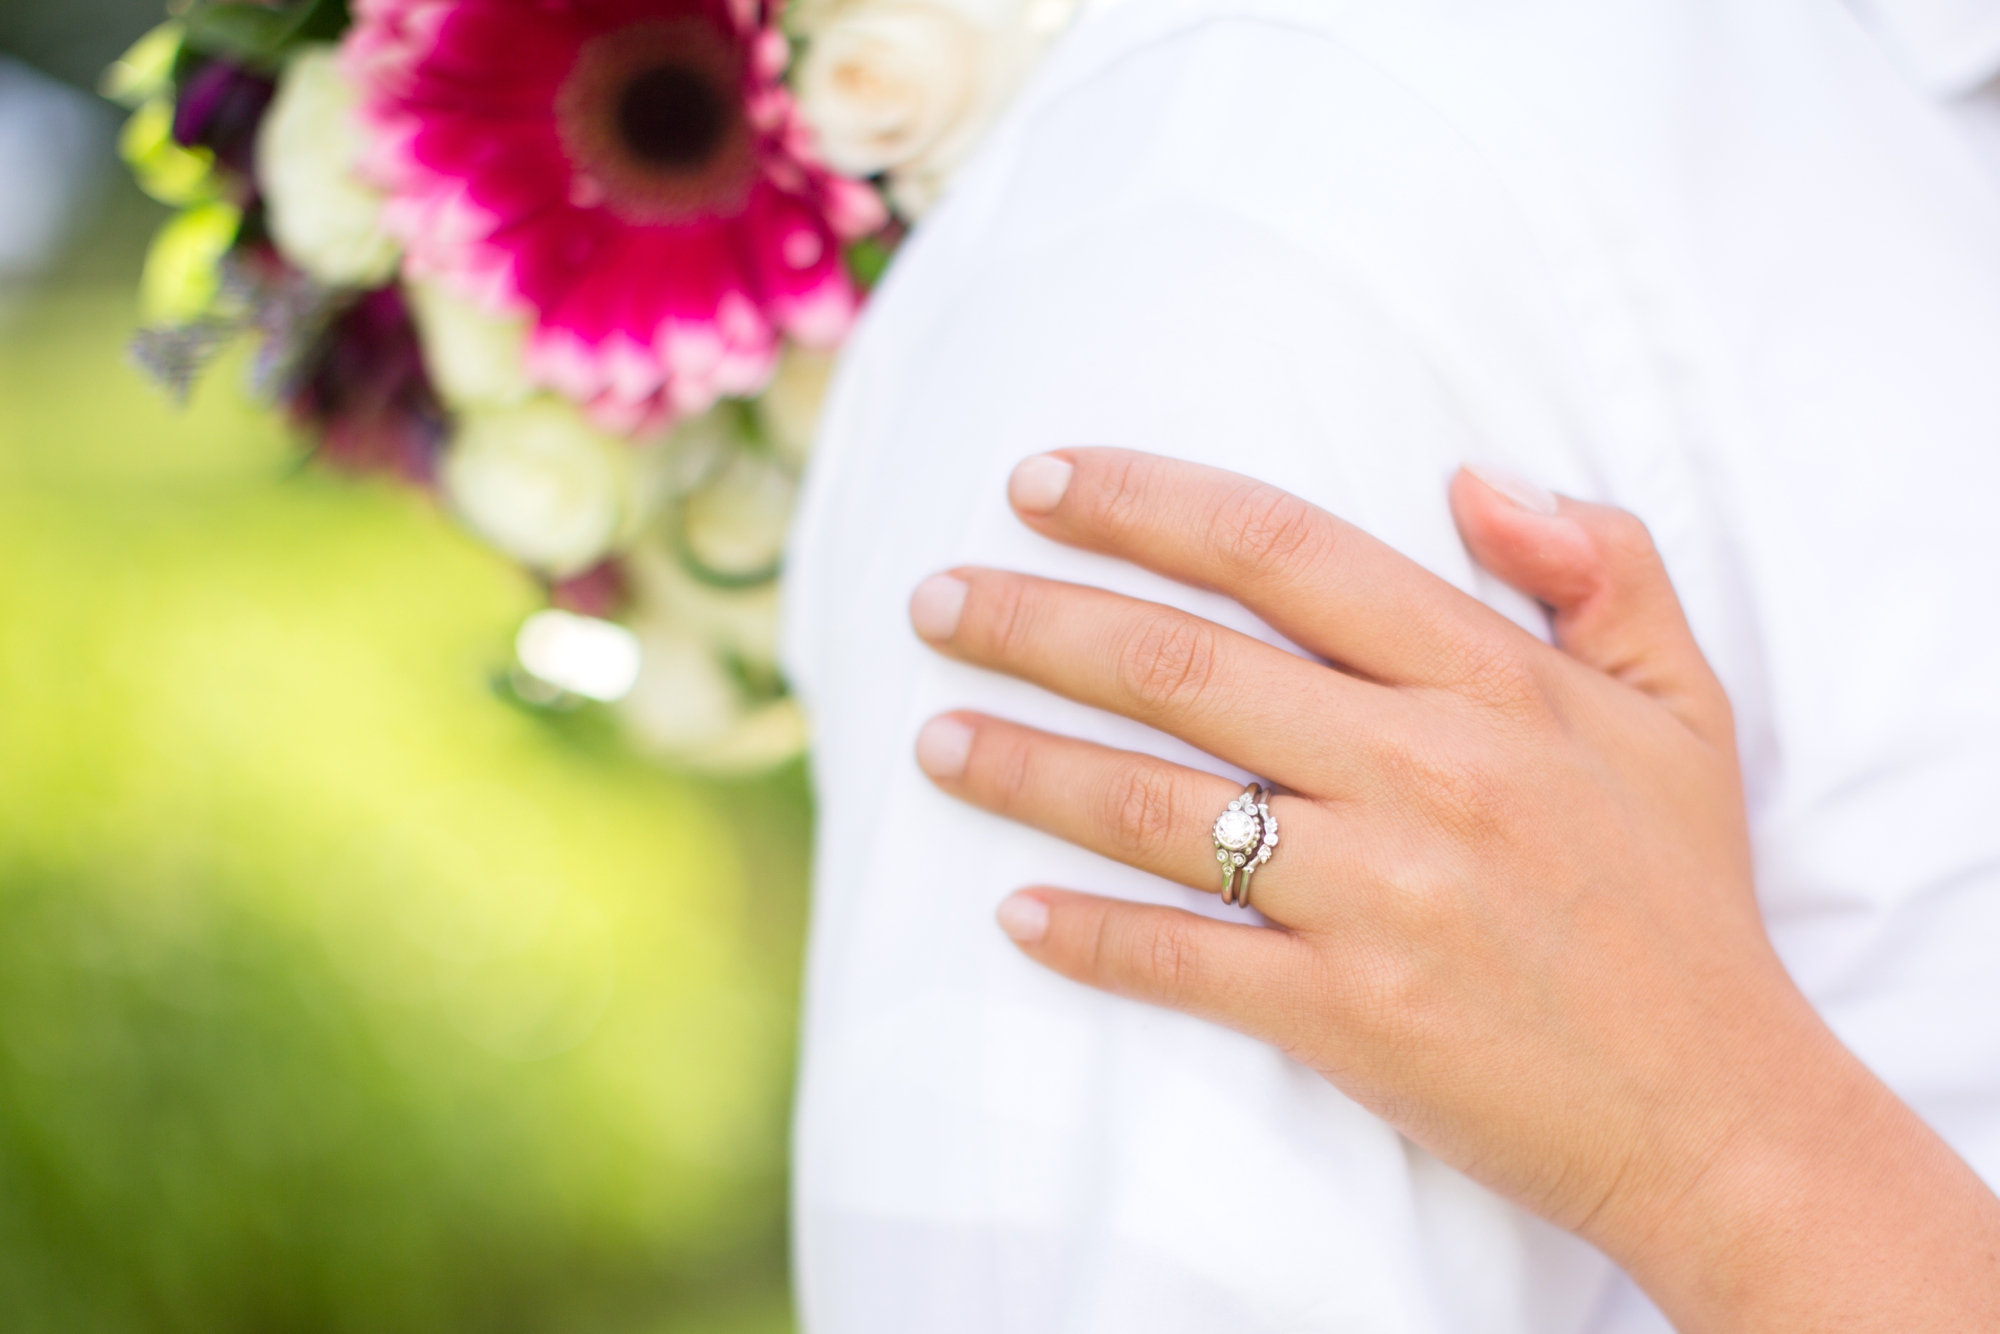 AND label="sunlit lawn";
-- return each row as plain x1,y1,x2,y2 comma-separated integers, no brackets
0,277,810,1333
